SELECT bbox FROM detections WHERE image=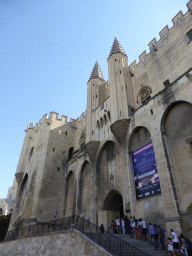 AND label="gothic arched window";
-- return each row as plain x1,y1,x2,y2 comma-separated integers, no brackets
79,133,86,151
